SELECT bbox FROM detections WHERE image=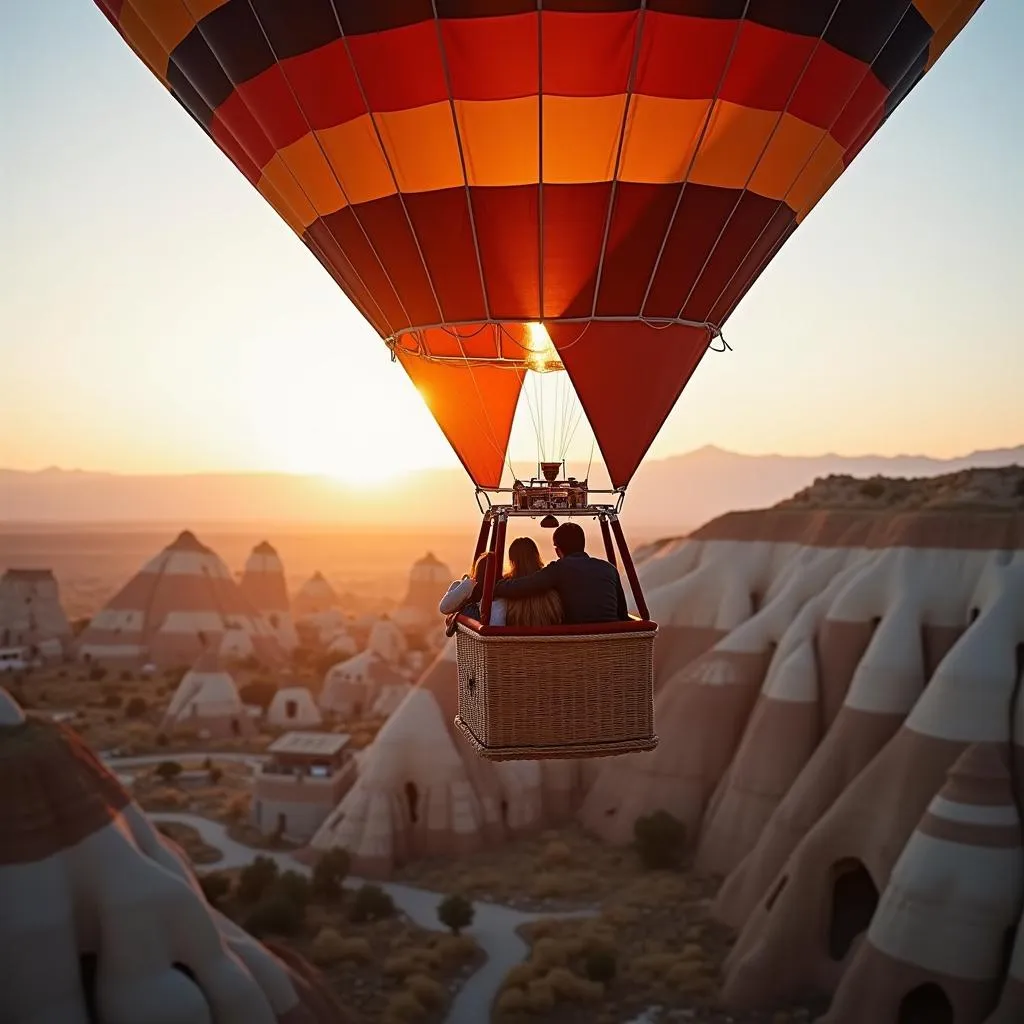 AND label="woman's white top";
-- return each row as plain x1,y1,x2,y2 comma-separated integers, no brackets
438,578,507,625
